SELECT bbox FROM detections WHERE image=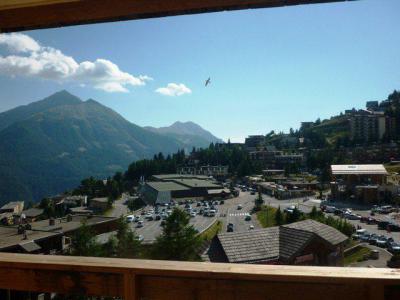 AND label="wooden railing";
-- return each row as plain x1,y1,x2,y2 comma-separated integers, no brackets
0,253,399,299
